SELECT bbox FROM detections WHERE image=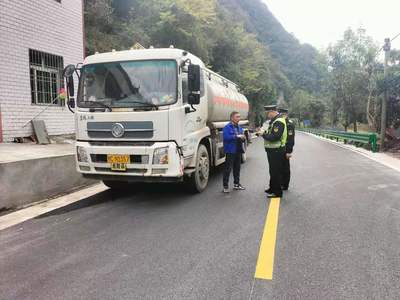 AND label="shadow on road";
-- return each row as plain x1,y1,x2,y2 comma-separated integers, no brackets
34,189,113,219
33,158,242,219
34,167,224,219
